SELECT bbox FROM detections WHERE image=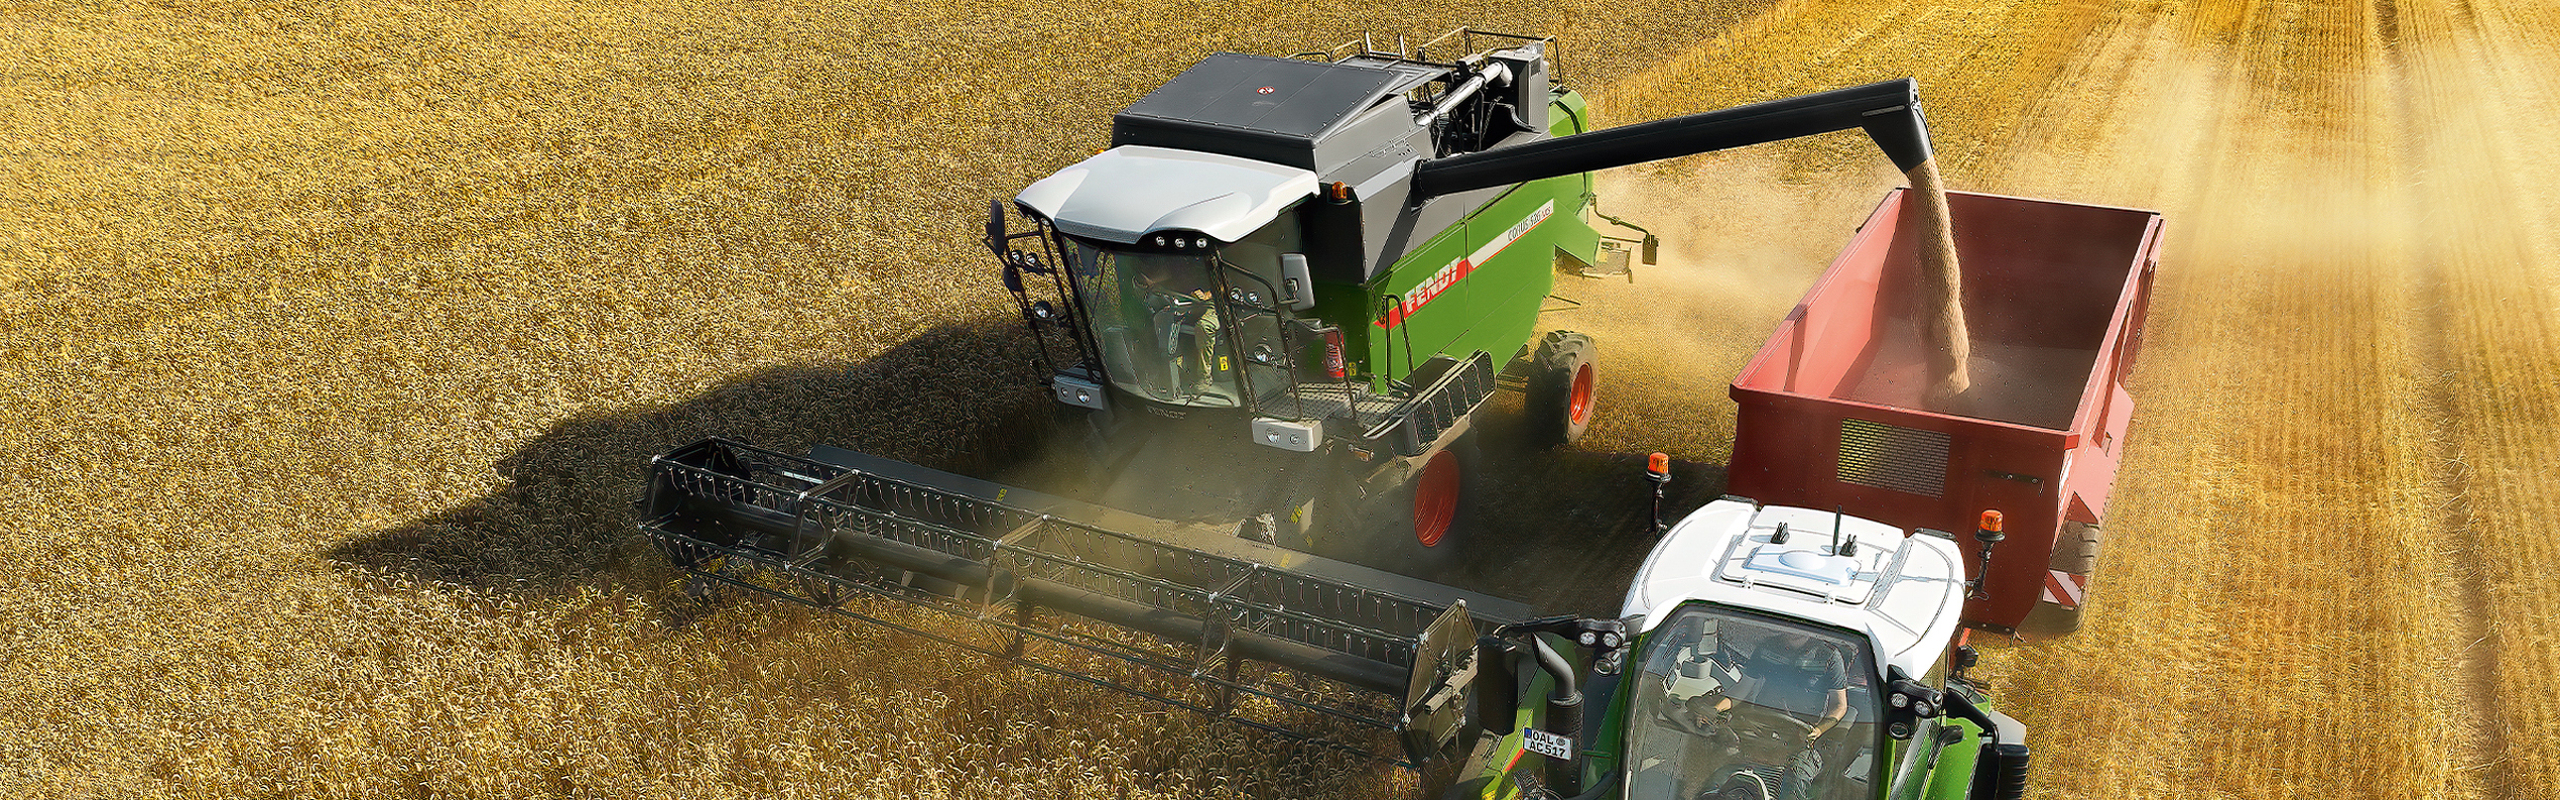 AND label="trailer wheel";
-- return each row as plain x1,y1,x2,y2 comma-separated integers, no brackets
1528,331,1598,447
2019,520,2101,638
